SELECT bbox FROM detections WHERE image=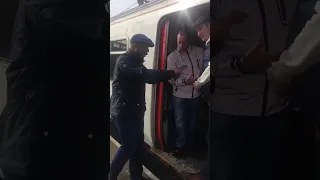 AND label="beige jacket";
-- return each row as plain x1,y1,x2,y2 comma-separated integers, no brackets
167,45,204,99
